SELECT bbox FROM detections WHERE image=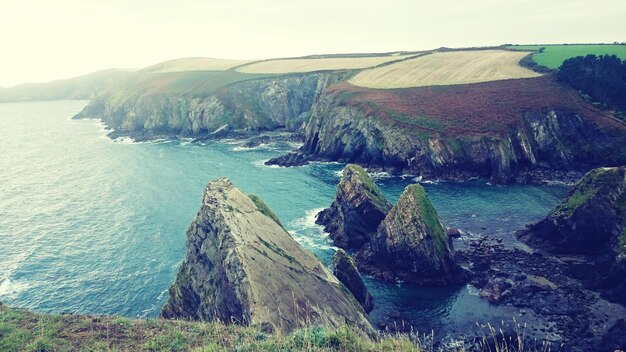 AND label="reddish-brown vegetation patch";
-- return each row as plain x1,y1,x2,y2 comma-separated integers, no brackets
329,76,625,137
